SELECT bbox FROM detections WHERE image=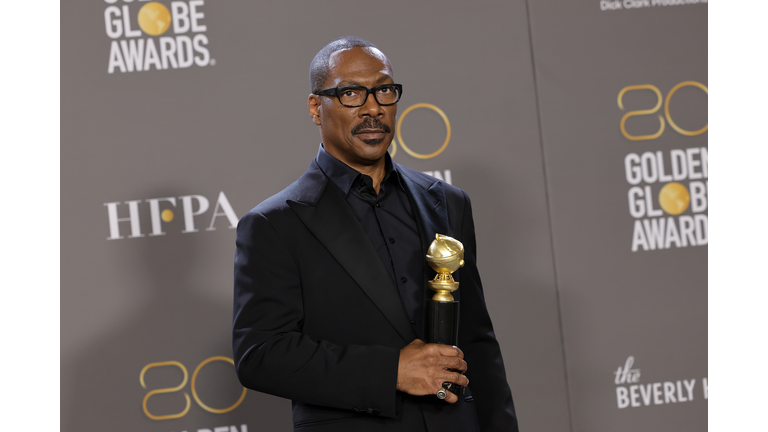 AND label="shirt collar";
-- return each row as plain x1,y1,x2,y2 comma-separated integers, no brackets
315,143,404,196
